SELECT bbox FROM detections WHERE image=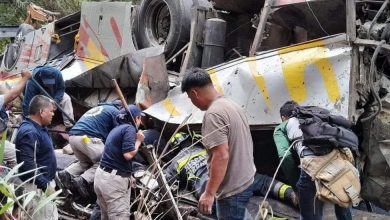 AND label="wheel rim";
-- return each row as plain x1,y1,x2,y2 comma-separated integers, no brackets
145,1,171,46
